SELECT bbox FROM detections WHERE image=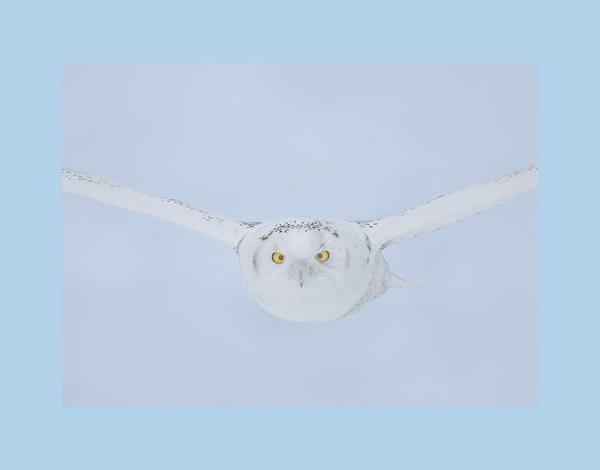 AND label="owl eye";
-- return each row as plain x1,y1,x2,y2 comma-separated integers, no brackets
272,251,286,264
315,250,330,263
